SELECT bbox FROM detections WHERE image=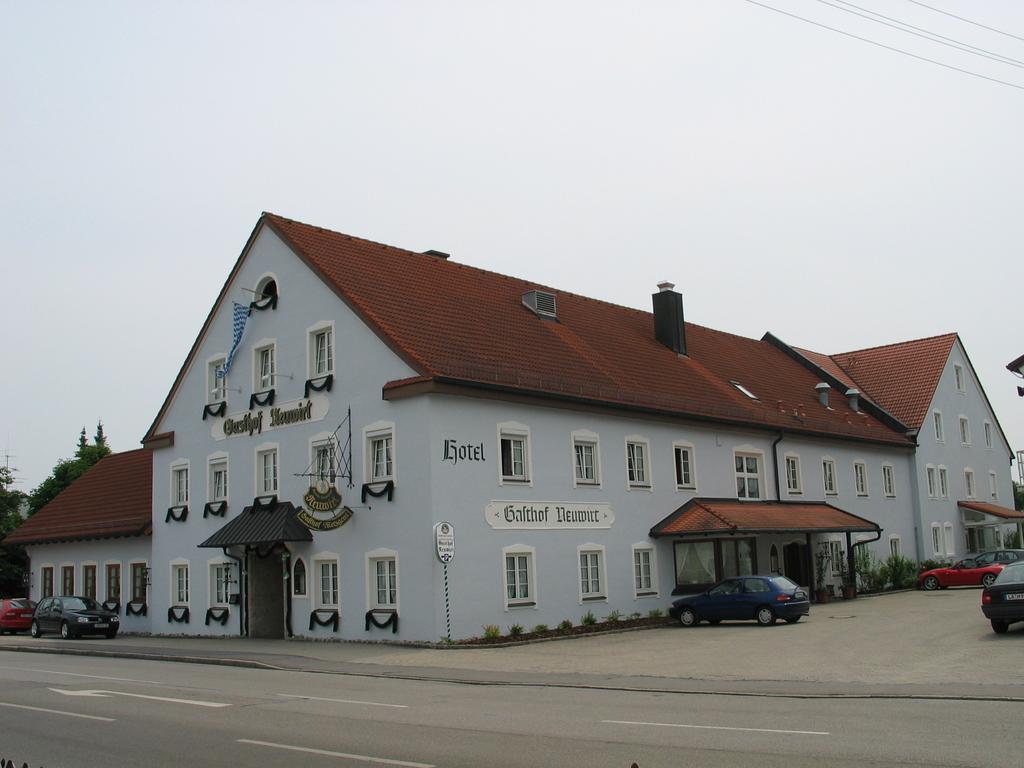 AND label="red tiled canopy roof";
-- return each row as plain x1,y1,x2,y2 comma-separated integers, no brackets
650,498,881,537
958,500,1024,521
2,450,152,545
